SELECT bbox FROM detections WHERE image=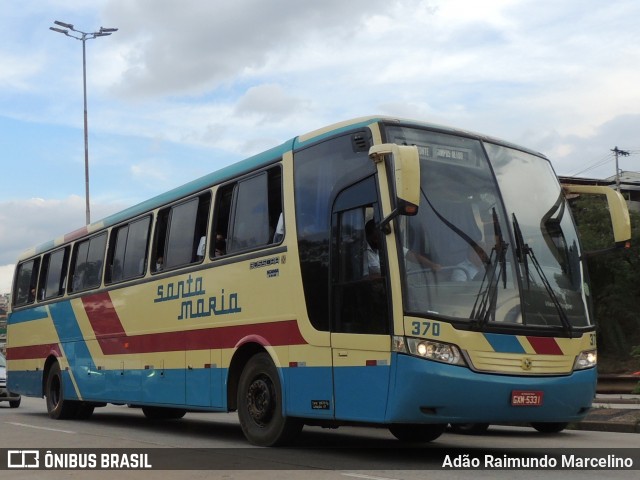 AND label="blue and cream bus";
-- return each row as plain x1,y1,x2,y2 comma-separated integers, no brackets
7,116,630,445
